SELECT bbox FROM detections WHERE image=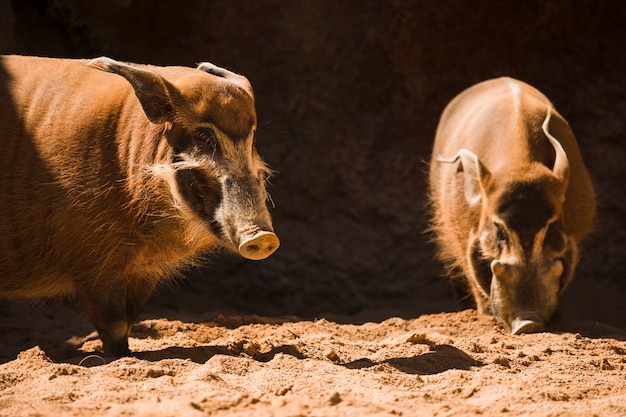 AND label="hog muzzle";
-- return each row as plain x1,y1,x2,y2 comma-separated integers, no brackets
510,312,544,335
238,229,280,260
